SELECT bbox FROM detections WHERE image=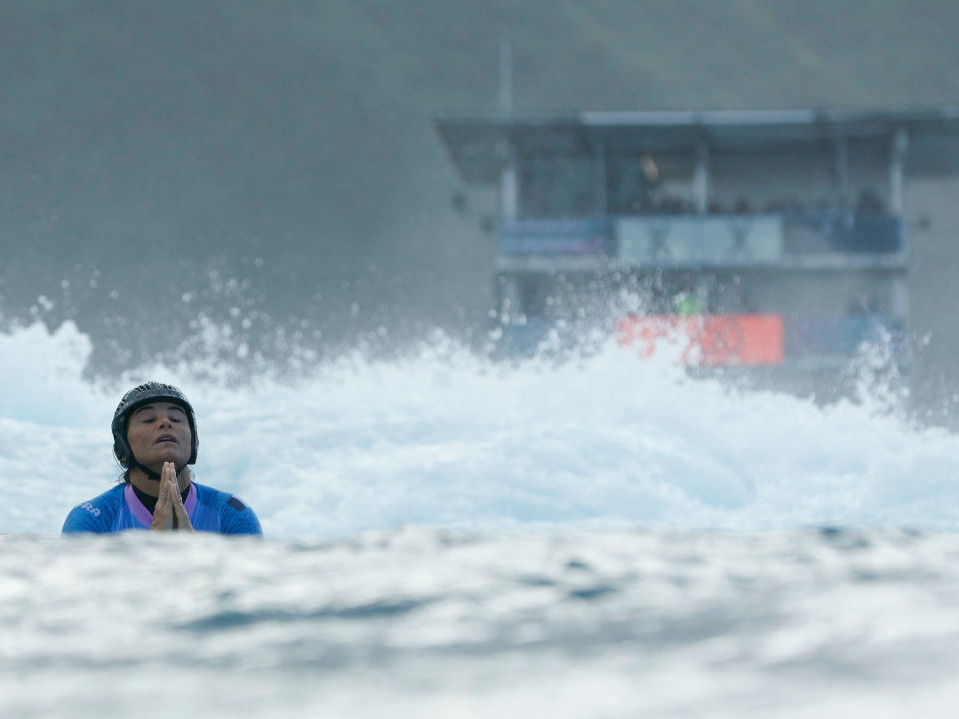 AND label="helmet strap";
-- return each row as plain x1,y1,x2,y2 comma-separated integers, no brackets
129,457,186,482
132,460,162,481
